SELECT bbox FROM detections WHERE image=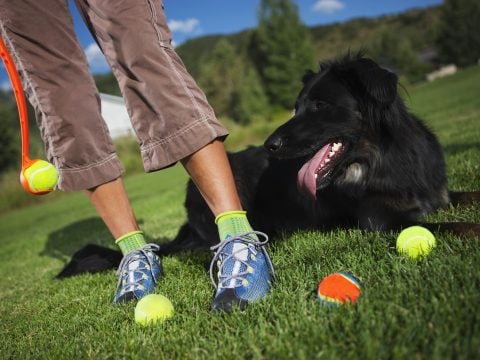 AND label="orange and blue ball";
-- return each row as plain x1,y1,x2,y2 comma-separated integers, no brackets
316,272,361,306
